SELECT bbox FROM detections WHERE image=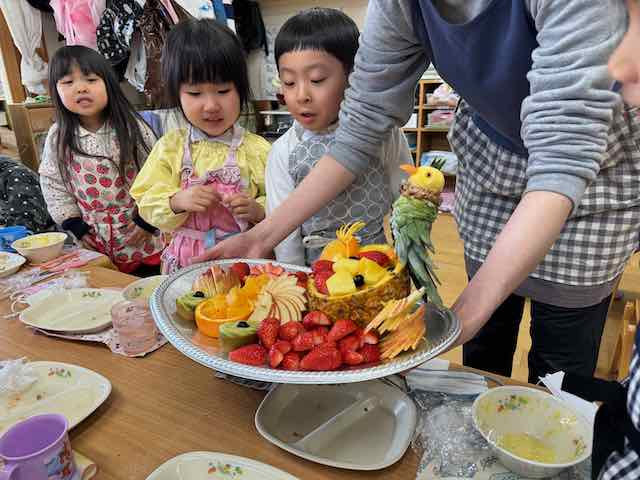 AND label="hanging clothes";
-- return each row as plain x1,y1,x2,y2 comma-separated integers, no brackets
159,0,180,24
0,0,48,95
233,0,267,55
26,0,53,13
174,0,215,19
96,0,144,70
124,32,147,92
139,0,189,105
212,0,235,32
50,0,105,50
